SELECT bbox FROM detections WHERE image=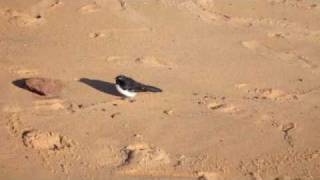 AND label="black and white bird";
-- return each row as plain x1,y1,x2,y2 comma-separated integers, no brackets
115,75,162,98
